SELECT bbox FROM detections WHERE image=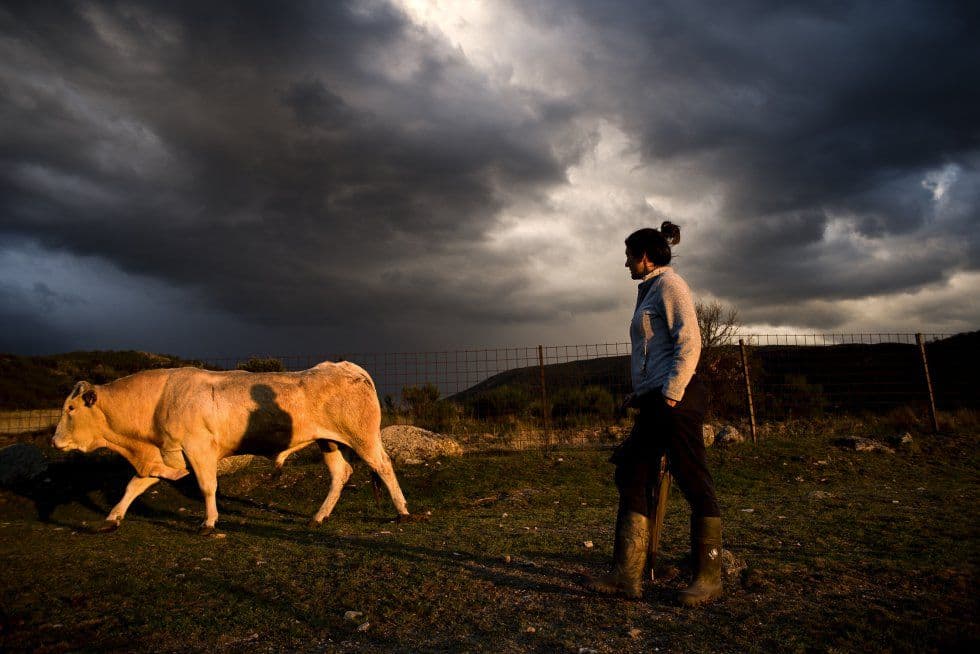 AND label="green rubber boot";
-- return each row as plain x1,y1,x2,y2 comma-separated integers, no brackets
585,506,649,599
678,516,723,607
